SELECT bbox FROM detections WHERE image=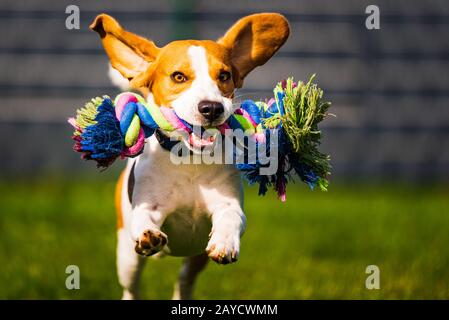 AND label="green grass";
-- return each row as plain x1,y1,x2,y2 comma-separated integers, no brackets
0,176,448,299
